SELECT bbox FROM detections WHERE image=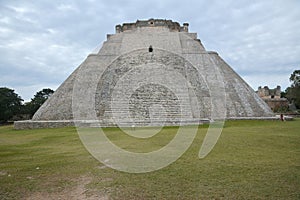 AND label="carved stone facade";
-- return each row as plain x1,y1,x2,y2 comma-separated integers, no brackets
256,86,289,112
14,19,274,129
257,86,281,99
115,19,189,33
